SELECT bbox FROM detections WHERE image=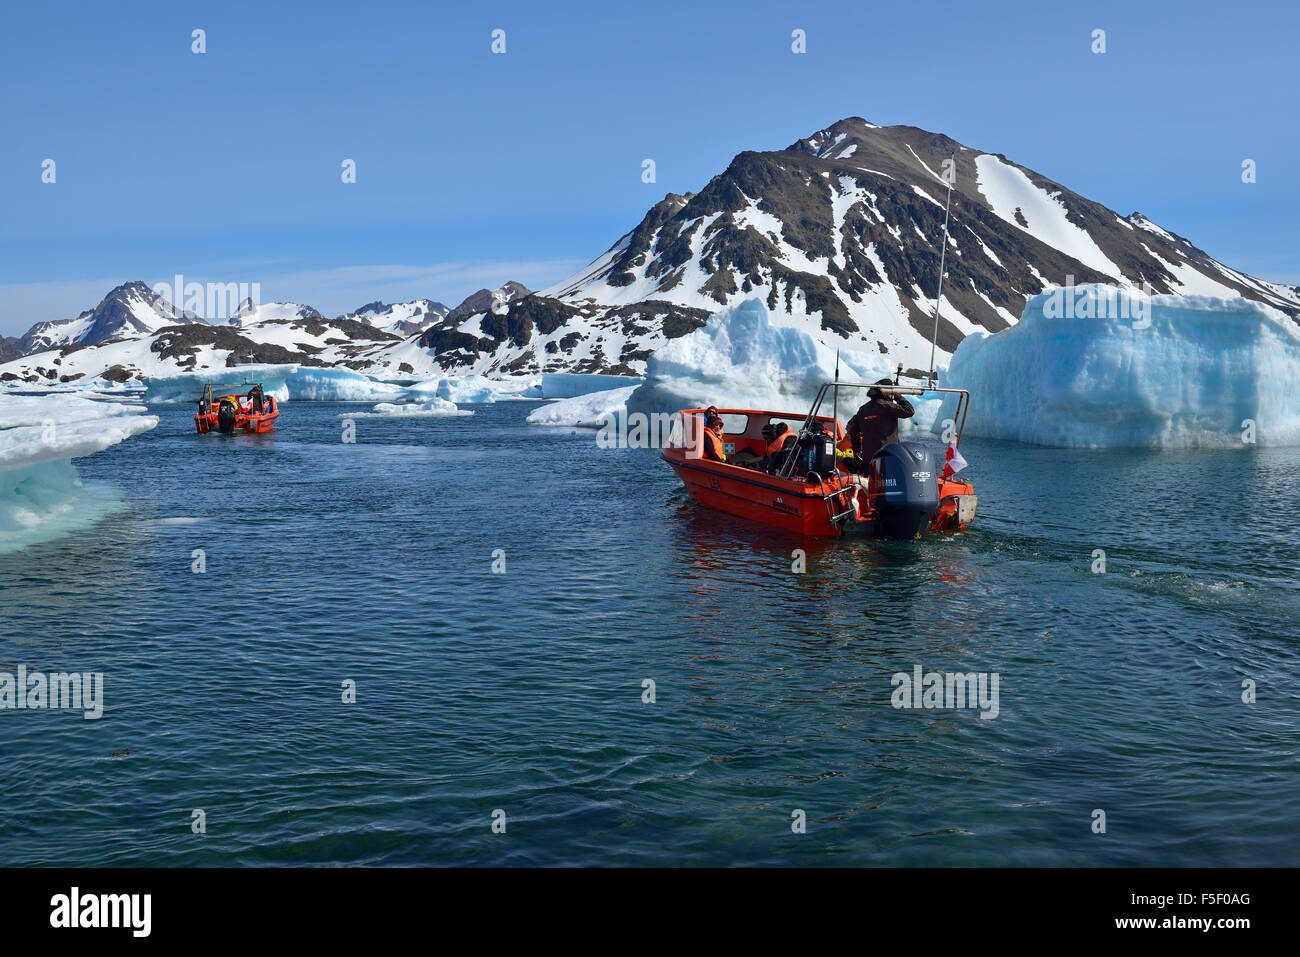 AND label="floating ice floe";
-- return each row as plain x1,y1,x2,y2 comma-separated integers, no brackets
406,375,544,403
341,397,473,418
946,287,1300,447
0,394,158,553
526,386,640,428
